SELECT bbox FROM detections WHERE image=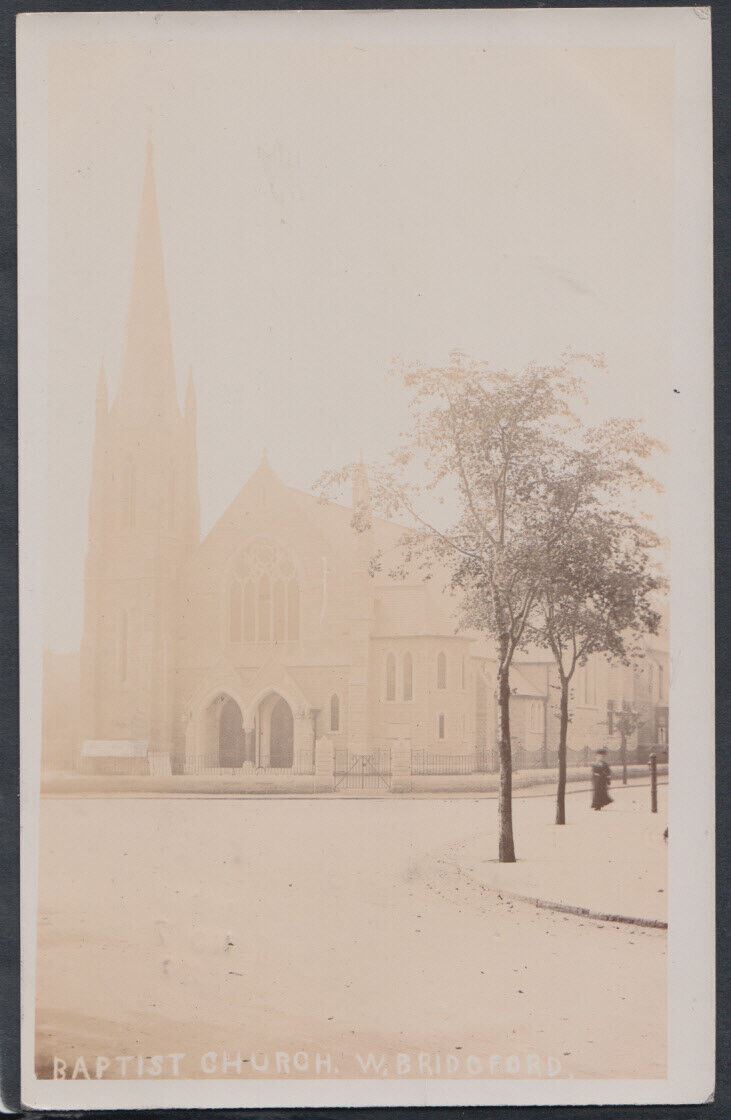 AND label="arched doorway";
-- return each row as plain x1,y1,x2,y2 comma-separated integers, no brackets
270,696,294,768
218,696,246,767
255,692,295,768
